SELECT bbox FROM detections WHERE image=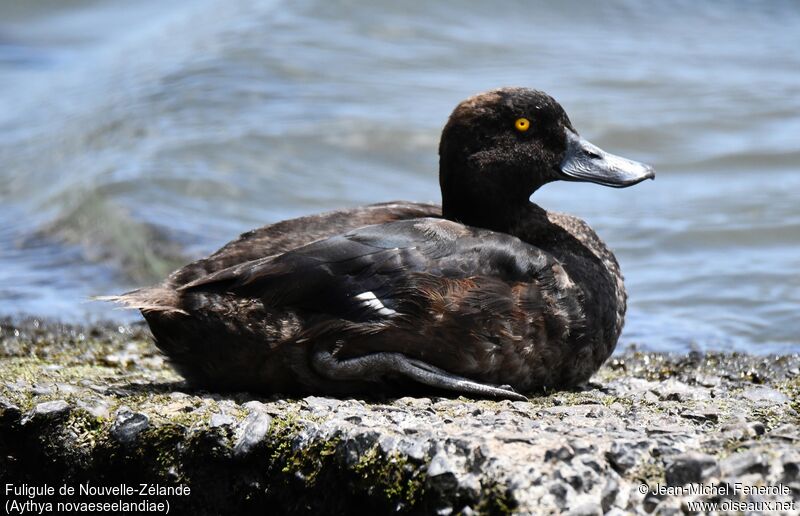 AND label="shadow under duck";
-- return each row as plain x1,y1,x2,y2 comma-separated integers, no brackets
112,88,654,401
